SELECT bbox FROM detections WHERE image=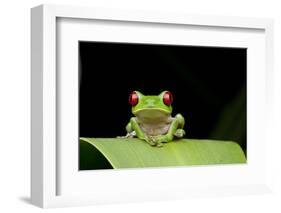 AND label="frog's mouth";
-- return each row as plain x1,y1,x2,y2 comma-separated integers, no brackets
133,108,171,120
